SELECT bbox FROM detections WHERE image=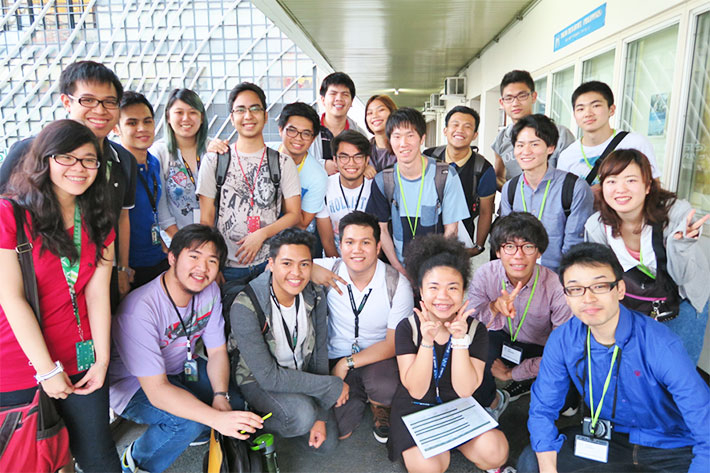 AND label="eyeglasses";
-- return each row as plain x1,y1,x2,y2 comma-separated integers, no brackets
68,95,119,110
284,126,314,140
563,280,620,297
232,105,265,115
500,243,537,255
501,92,531,104
336,153,367,164
50,154,101,169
